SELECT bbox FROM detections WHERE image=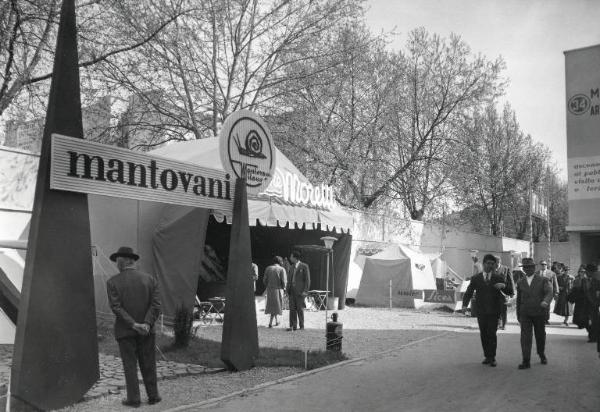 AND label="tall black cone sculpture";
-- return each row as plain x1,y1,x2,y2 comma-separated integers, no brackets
221,177,259,371
10,0,99,409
